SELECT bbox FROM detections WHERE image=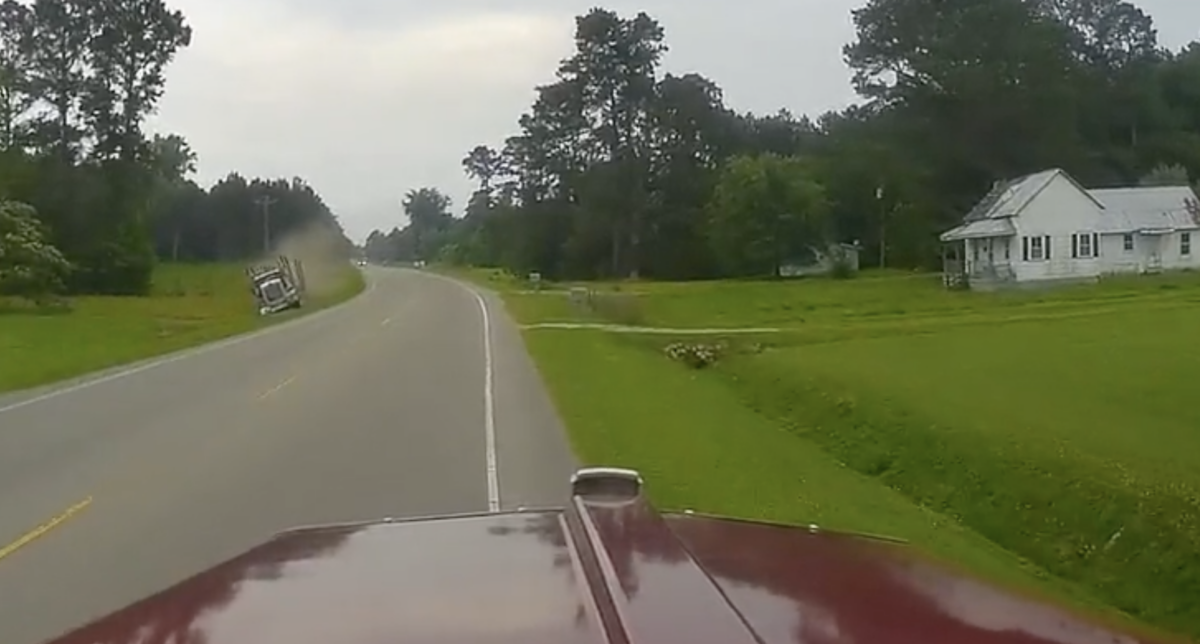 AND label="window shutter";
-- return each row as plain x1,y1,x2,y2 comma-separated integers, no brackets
1093,233,1099,257
1072,234,1078,258
1023,237,1029,261
1044,236,1051,259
